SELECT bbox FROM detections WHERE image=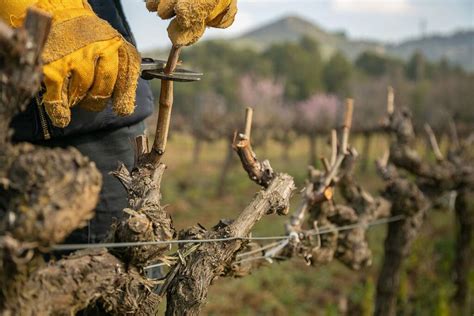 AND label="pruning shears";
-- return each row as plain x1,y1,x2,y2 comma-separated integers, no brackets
141,57,202,82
